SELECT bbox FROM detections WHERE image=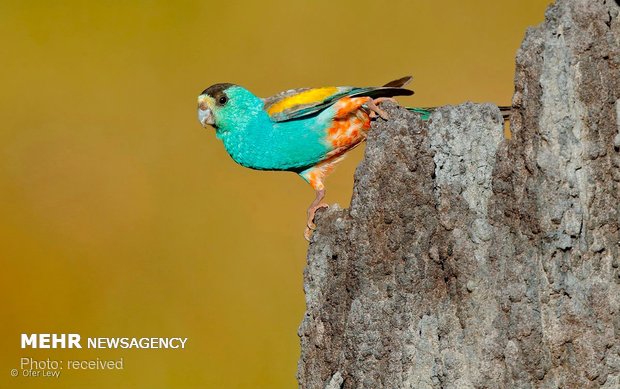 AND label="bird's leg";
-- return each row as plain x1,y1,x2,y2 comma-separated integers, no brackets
300,153,347,241
307,189,328,229
305,189,328,241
